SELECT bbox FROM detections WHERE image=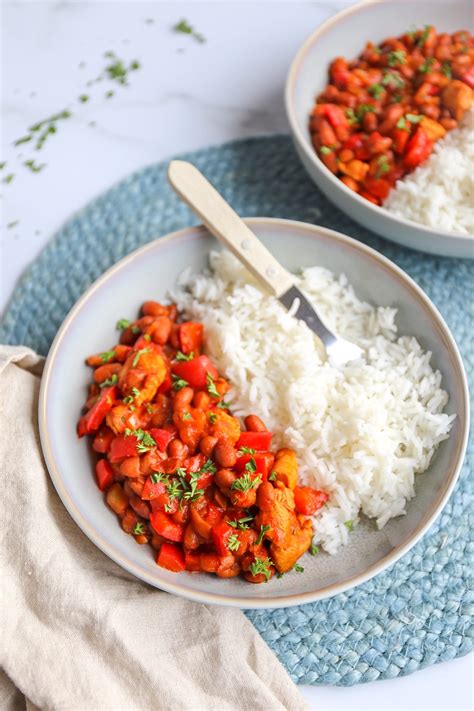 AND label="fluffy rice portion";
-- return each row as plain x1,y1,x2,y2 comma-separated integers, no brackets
172,252,454,554
384,111,474,235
